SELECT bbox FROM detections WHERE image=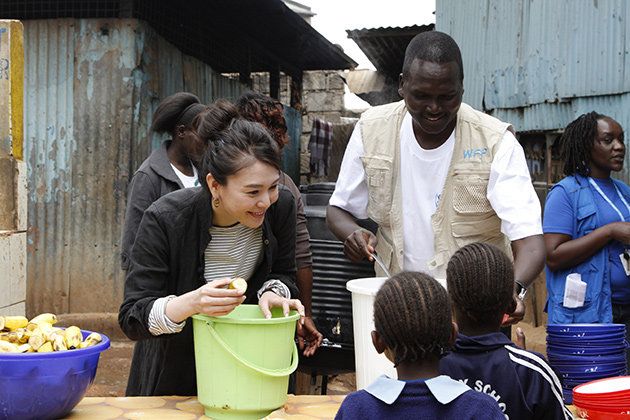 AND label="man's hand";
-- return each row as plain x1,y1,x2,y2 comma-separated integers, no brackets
344,228,378,262
296,316,323,357
502,293,525,326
